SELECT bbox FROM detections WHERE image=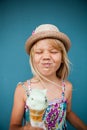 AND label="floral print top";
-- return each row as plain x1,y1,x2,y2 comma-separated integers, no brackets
21,80,67,130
